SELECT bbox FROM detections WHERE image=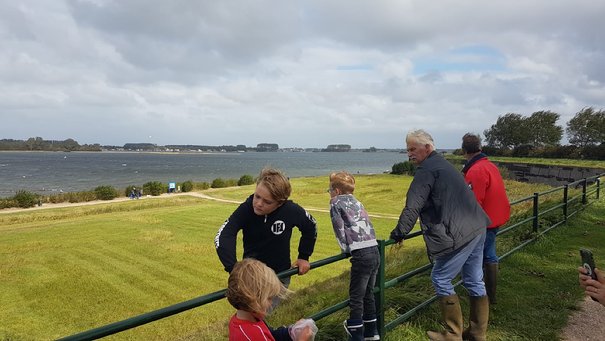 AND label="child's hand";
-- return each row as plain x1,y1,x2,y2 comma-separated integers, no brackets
296,325,314,341
289,318,317,341
293,259,311,275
